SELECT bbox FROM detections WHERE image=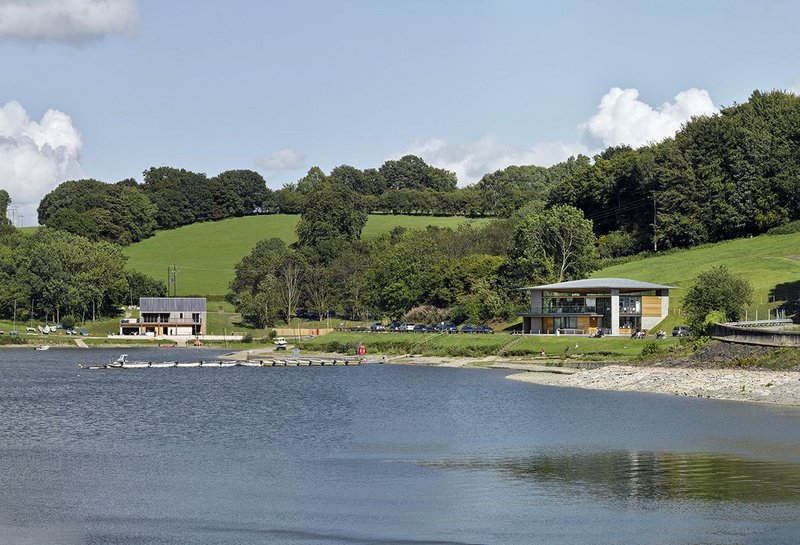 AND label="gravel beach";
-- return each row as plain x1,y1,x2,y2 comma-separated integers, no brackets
506,364,800,406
